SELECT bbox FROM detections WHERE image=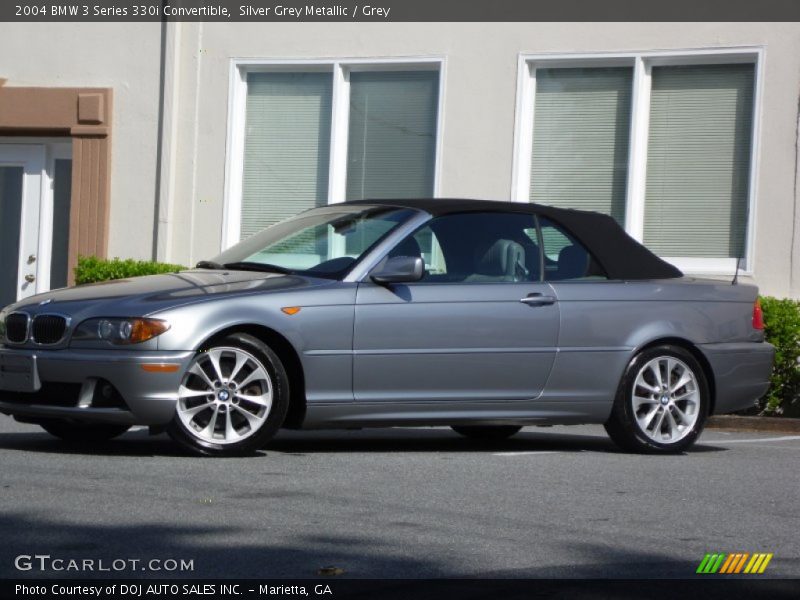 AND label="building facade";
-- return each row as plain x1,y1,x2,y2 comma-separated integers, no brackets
1,22,799,306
